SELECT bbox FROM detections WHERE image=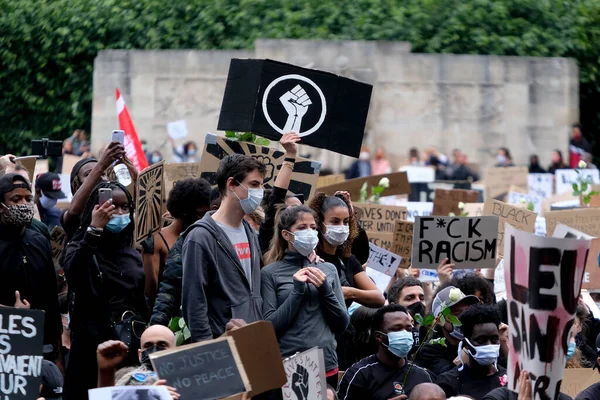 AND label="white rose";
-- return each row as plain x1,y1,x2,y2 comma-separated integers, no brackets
448,288,463,302
458,202,465,210
519,198,527,204
578,160,587,169
378,177,390,189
